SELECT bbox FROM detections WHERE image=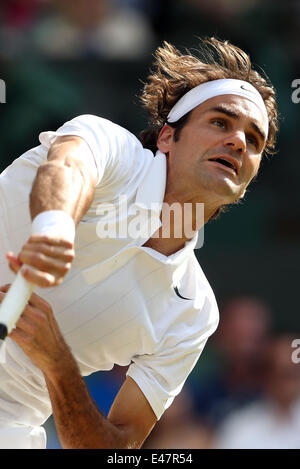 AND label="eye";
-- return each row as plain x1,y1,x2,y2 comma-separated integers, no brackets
246,134,259,149
212,118,226,128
